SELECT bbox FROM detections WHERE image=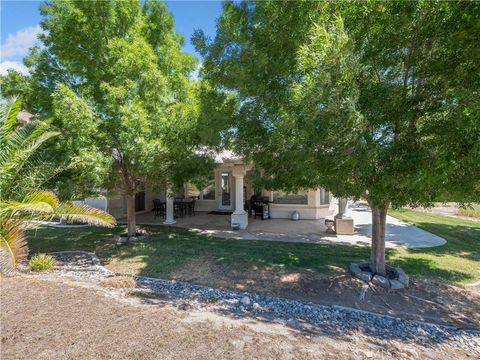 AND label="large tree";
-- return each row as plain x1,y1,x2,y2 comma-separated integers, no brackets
26,0,215,238
195,1,480,275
